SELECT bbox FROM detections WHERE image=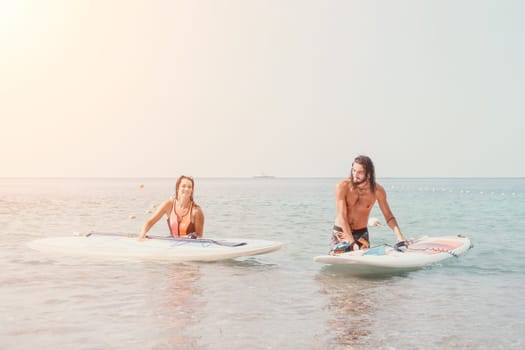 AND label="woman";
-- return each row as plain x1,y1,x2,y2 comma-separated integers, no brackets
139,175,204,240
